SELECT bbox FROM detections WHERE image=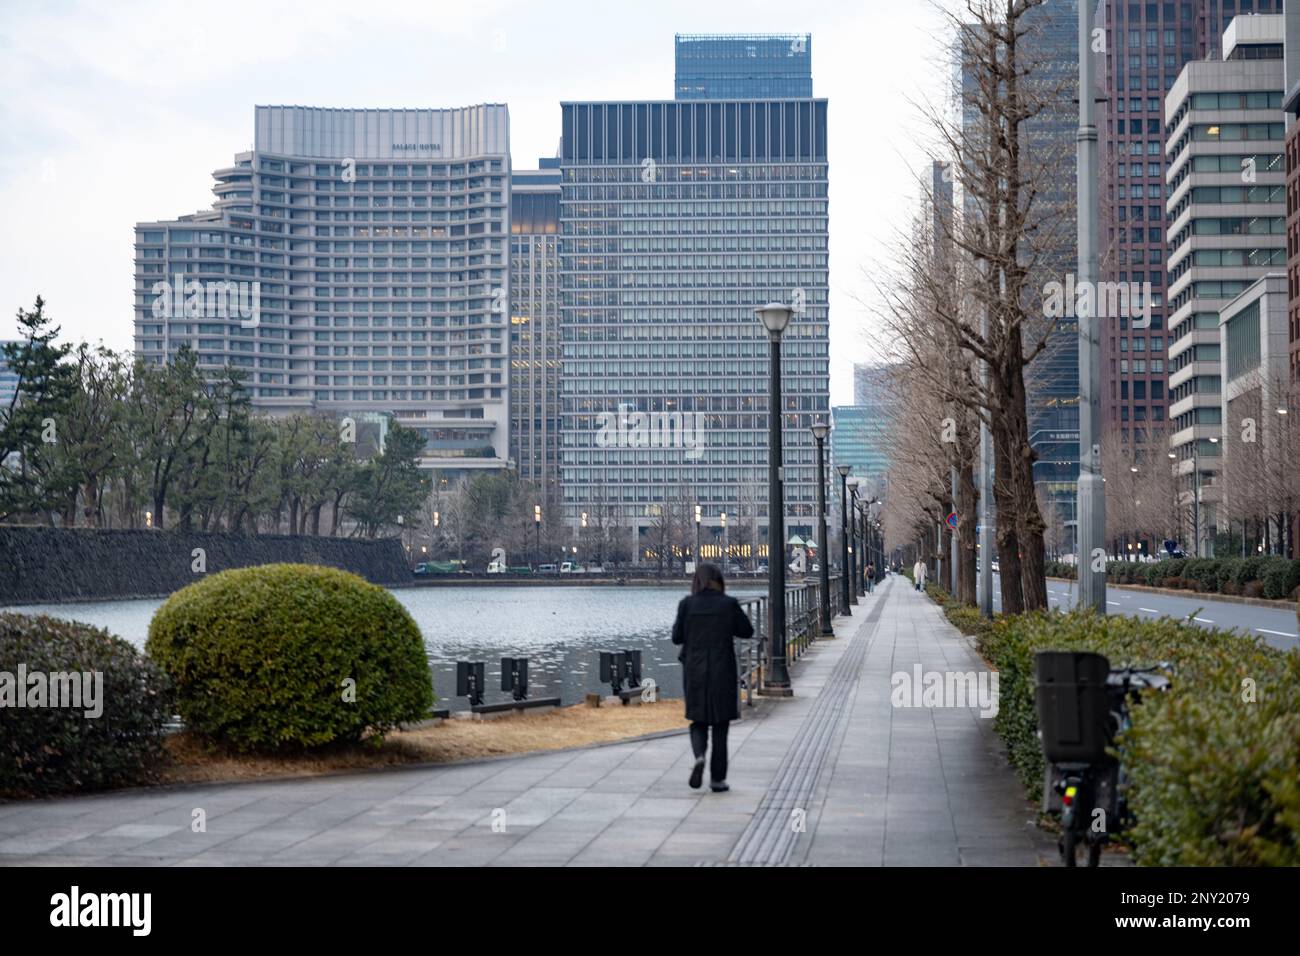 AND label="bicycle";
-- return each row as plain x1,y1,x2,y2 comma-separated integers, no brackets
1035,652,1172,867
